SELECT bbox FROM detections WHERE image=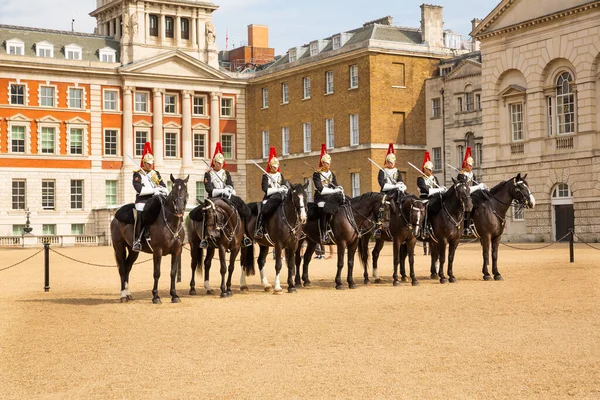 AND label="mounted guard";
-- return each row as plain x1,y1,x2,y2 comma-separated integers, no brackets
458,146,487,236
132,142,168,252
416,151,446,239
255,146,288,239
313,144,344,244
378,143,407,194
